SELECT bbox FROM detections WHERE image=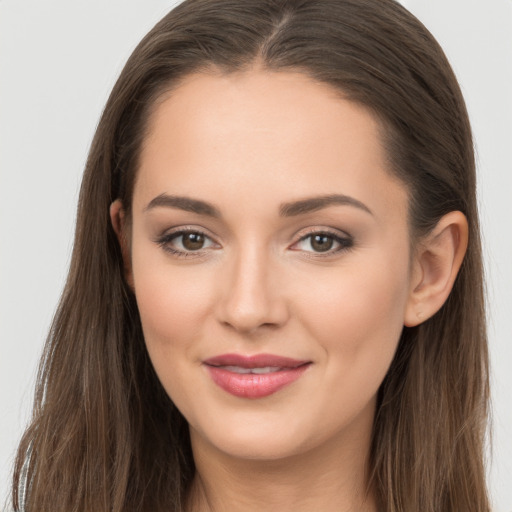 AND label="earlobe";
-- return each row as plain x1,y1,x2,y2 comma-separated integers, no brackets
404,211,468,327
109,199,134,289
